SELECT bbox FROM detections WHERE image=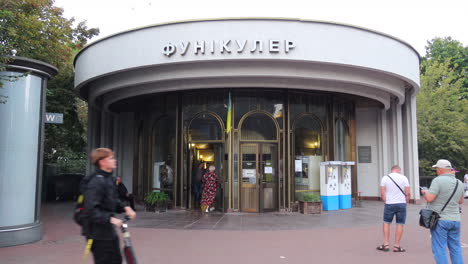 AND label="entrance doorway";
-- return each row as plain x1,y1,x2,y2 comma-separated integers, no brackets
186,112,225,211
239,112,279,212
188,143,224,211
240,143,278,212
